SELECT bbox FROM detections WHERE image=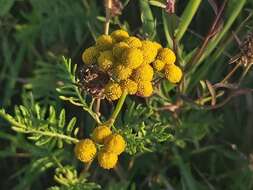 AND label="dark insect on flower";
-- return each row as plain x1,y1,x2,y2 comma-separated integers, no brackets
77,64,110,99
